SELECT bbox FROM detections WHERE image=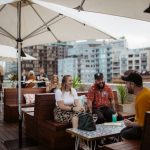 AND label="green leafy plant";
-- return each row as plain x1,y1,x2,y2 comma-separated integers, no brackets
8,73,18,81
116,84,127,104
73,76,81,89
